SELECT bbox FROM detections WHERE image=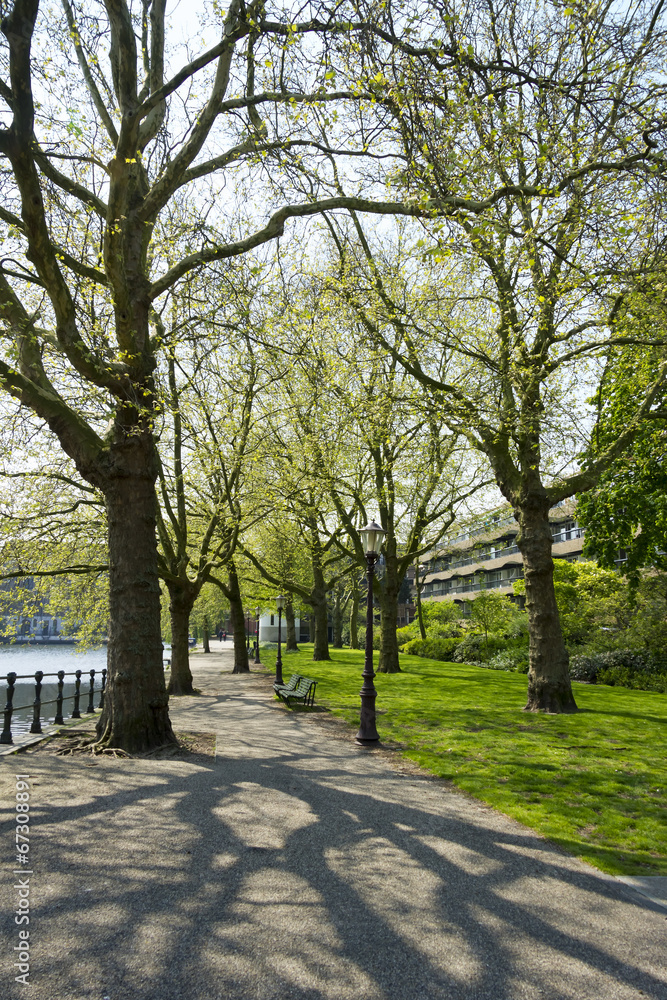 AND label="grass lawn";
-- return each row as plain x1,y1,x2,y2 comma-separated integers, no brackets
261,645,666,877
